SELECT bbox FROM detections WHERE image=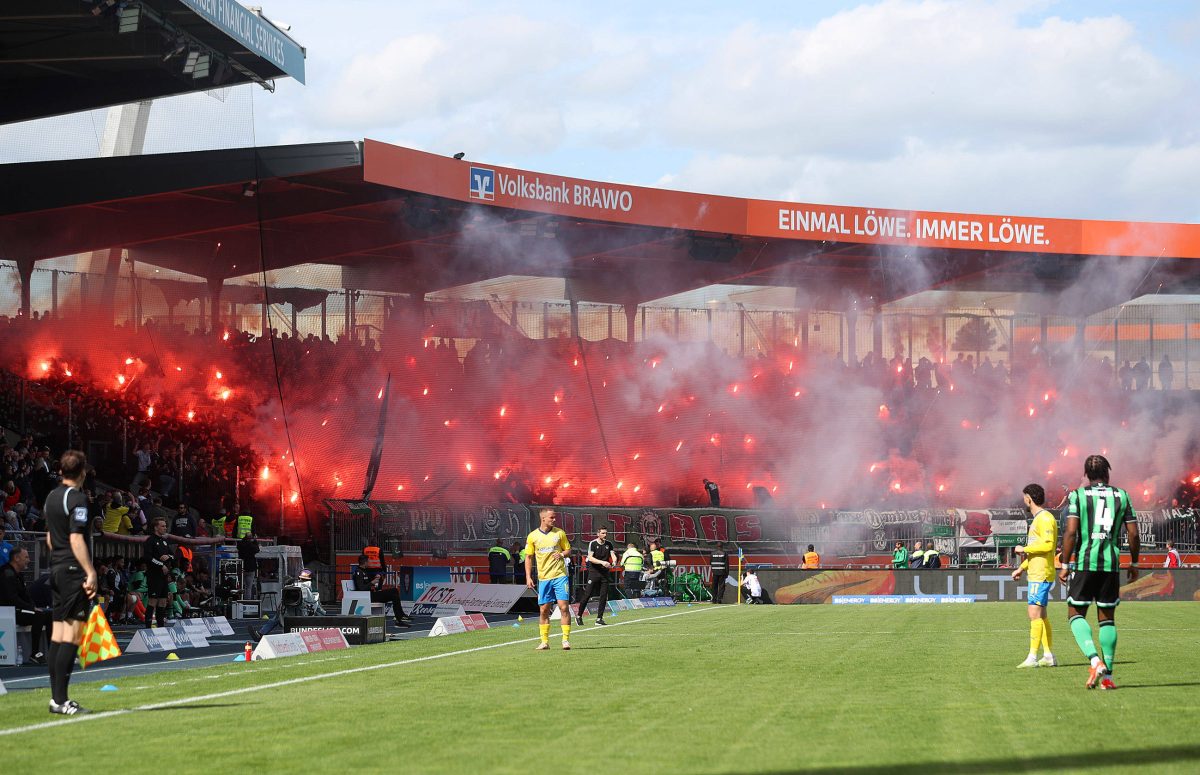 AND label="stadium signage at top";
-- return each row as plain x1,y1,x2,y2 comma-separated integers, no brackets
178,0,306,84
470,166,633,213
363,140,1200,259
